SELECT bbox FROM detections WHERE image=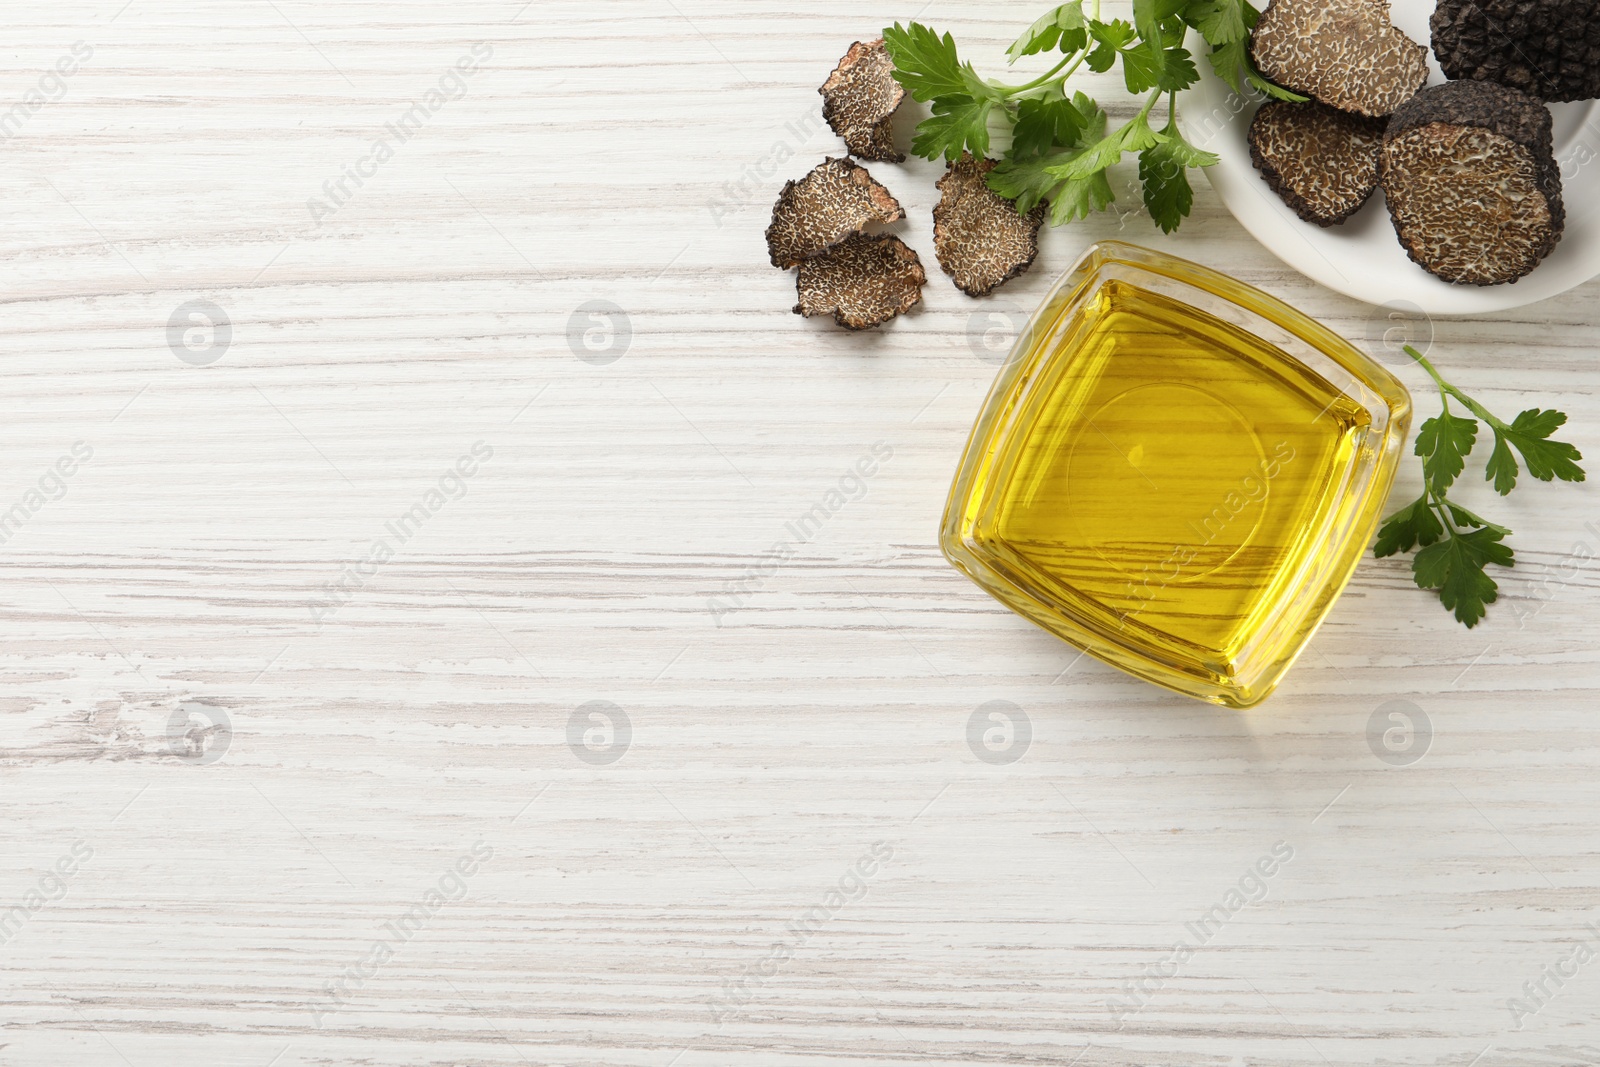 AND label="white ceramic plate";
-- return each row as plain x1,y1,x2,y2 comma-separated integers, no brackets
1180,0,1600,314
